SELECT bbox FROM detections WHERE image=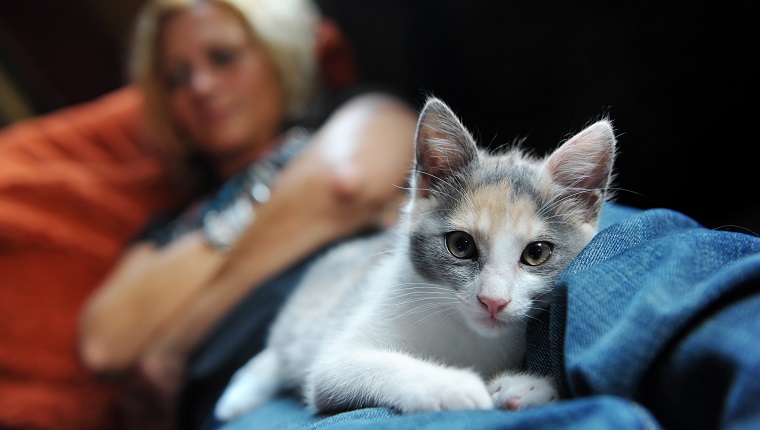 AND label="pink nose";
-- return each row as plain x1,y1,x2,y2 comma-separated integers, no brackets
478,296,509,316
